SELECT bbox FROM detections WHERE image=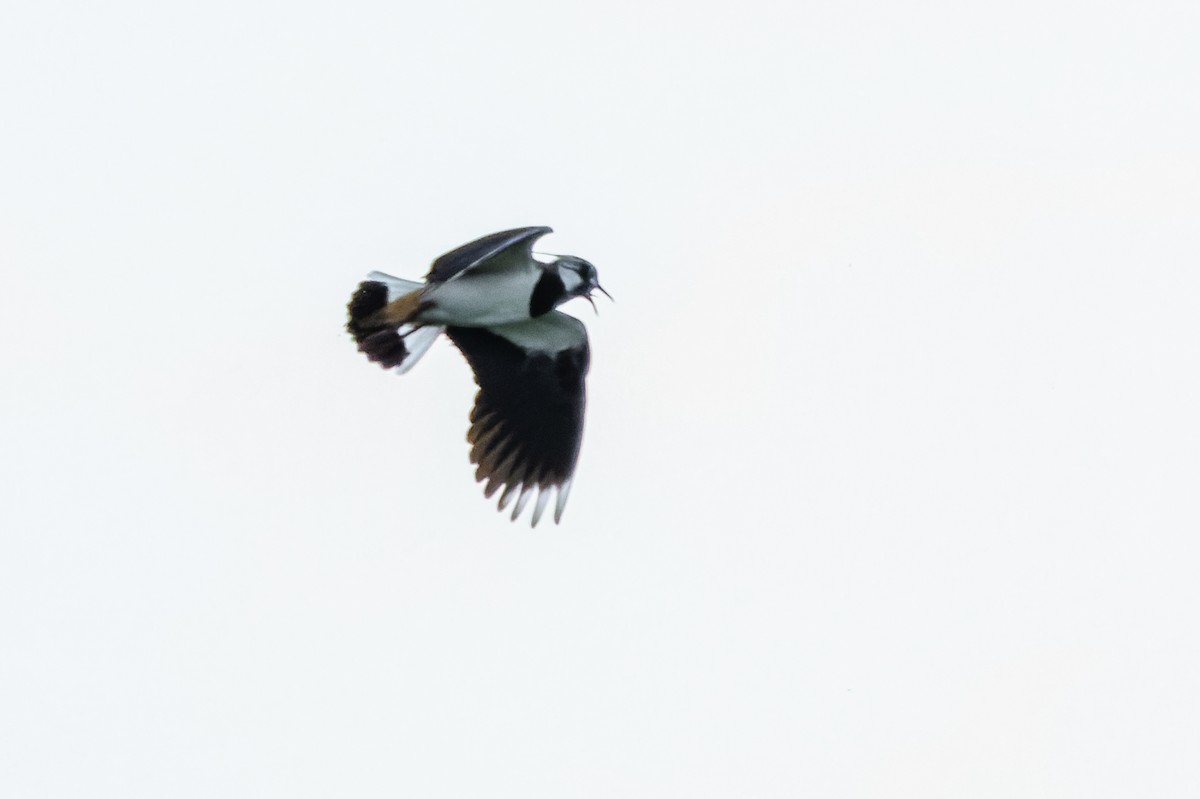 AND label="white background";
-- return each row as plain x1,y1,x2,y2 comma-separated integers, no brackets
2,0,1198,796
